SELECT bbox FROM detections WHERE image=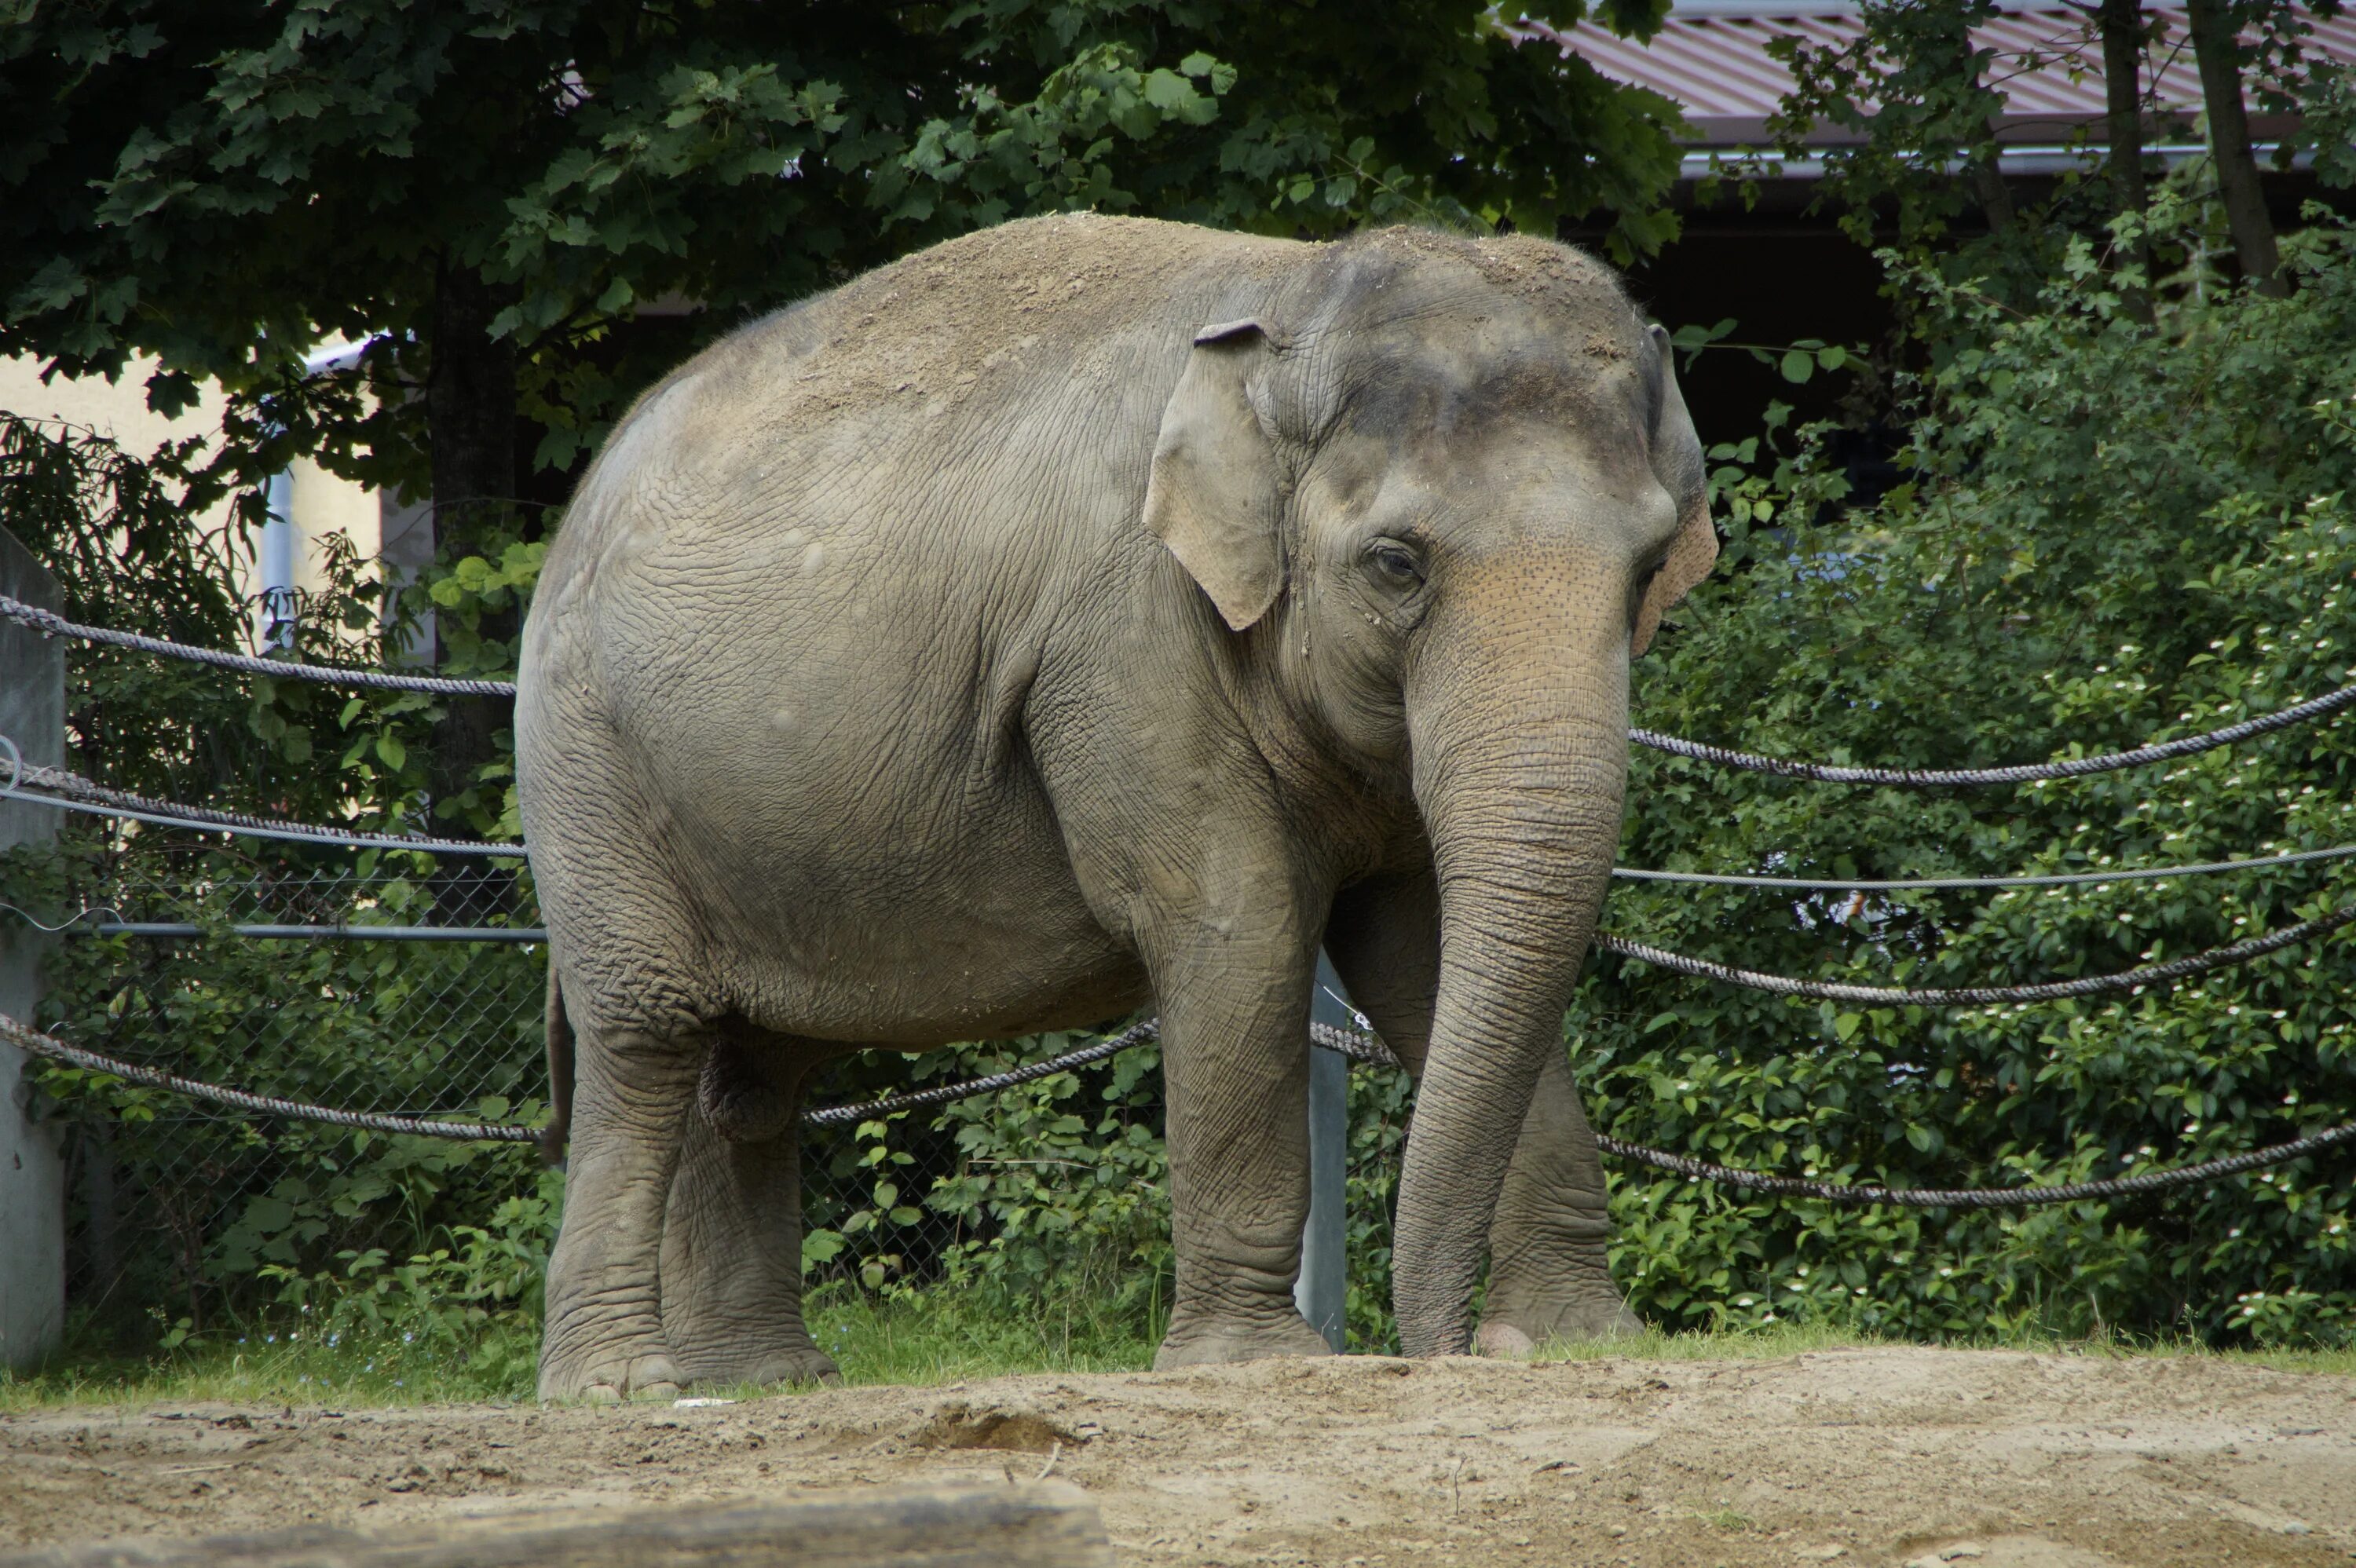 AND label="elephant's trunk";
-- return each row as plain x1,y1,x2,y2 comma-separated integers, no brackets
1393,574,1630,1357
